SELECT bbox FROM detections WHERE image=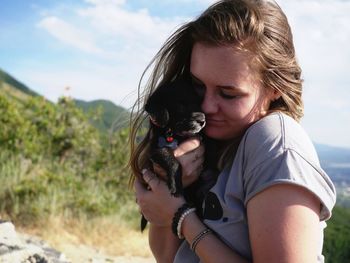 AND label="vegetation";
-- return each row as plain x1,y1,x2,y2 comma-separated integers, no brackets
74,99,130,133
324,206,350,262
0,94,136,227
